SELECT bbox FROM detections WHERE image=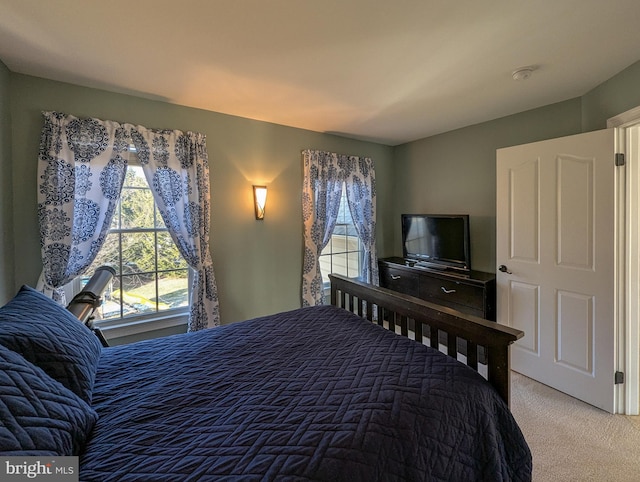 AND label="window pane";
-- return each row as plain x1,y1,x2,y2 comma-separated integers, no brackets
100,276,121,320
120,188,155,229
329,252,349,278
320,243,332,256
123,165,147,188
329,233,349,254
346,234,360,251
157,232,187,270
110,203,120,230
87,232,120,274
121,232,156,273
116,274,158,315
319,256,332,284
333,224,347,237
336,192,350,224
155,207,166,228
347,251,361,278
158,270,189,310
